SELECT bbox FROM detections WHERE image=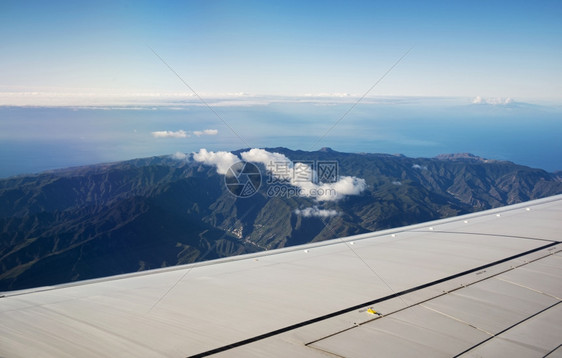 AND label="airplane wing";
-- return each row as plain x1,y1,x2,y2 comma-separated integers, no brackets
1,195,561,357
